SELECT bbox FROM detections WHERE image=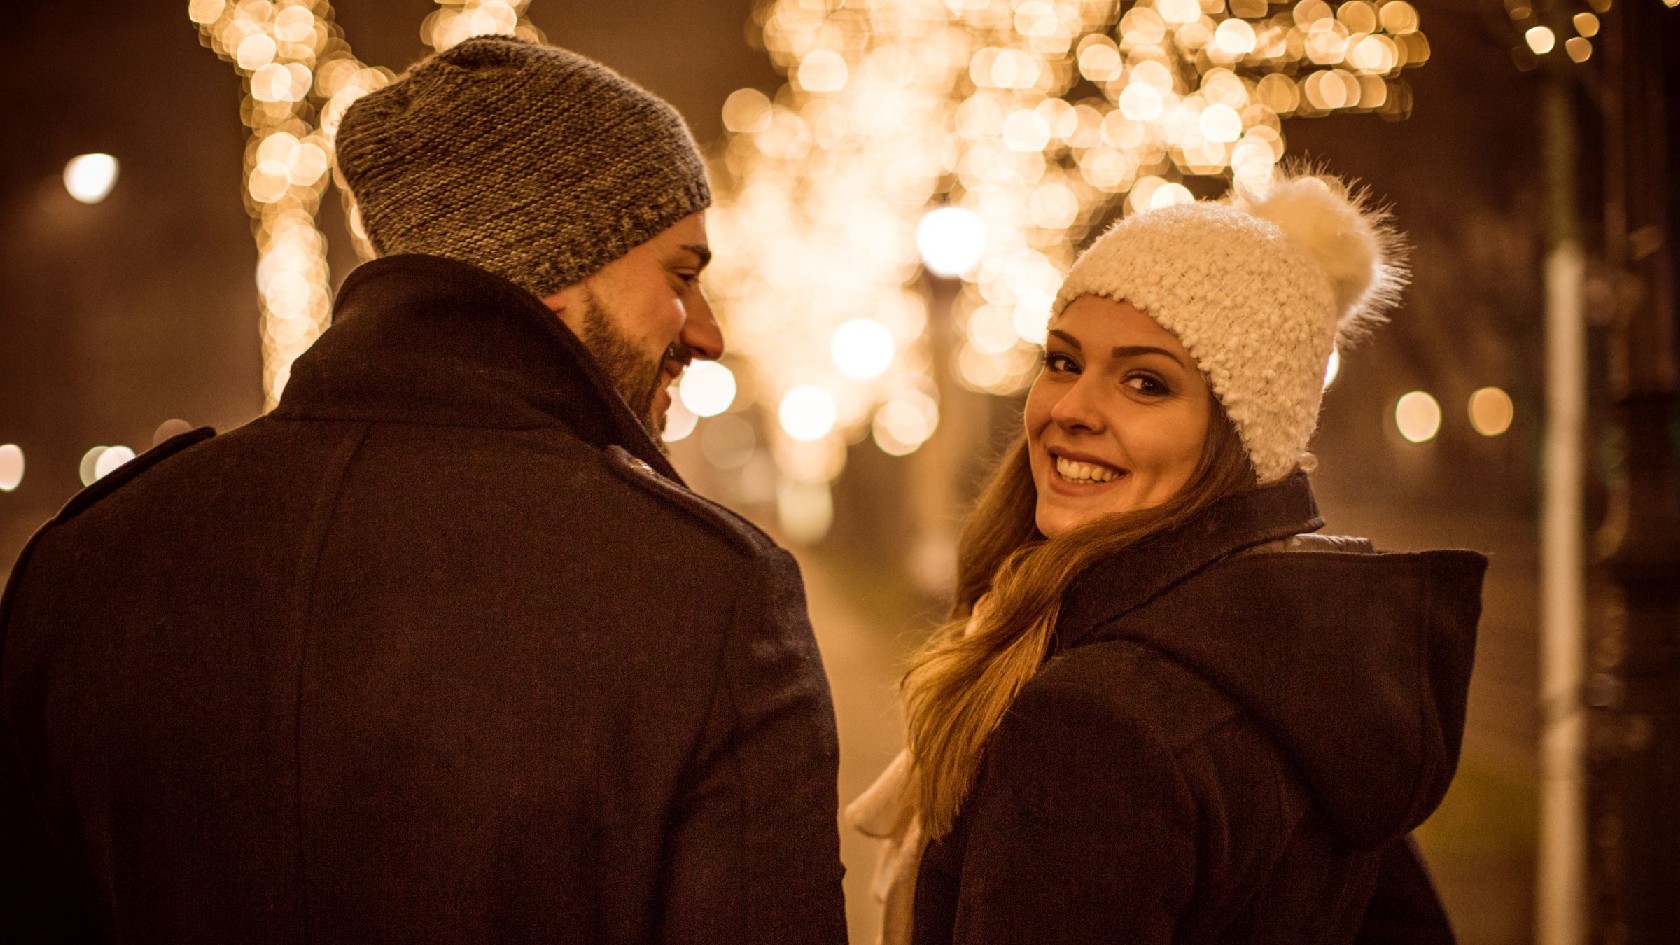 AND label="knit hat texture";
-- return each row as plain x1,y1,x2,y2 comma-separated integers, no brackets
335,36,711,299
1052,174,1406,482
